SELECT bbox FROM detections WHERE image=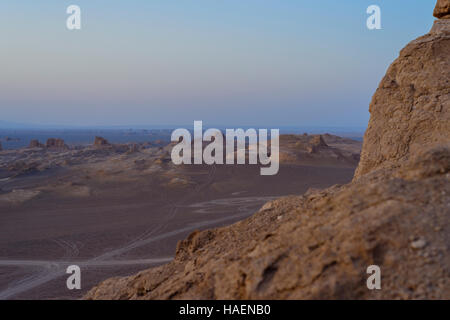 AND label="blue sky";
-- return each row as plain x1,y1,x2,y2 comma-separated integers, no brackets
0,1,437,128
